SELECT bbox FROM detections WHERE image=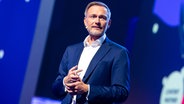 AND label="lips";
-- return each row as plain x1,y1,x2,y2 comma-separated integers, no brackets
92,26,102,29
